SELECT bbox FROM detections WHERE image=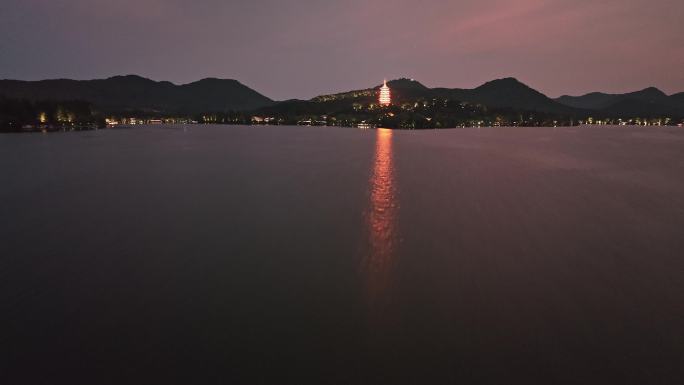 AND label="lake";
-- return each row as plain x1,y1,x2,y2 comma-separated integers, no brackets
2,125,683,384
